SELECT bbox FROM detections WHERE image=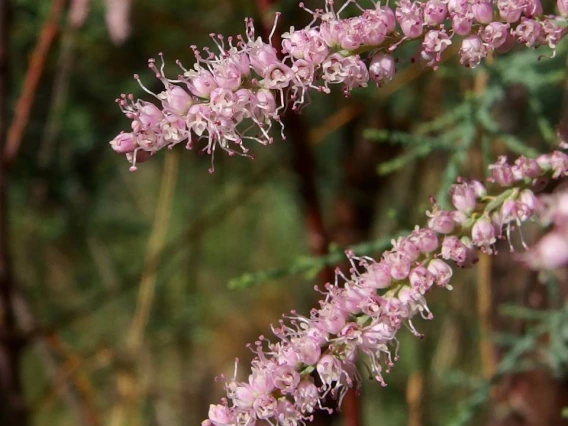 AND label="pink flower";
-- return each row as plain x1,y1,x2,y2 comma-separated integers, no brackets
409,265,435,294
428,259,454,288
111,0,568,173
424,0,447,25
410,227,439,253
293,381,319,413
315,303,347,334
316,354,344,386
385,251,412,280
392,236,421,261
253,394,278,419
481,22,510,50
110,132,137,154
206,404,233,426
359,261,392,289
421,30,452,67
472,216,497,249
522,230,568,269
450,182,478,214
523,0,543,17
514,18,541,47
472,0,494,23
427,209,456,233
452,14,473,36
369,53,396,83
396,0,424,39
459,35,486,68
441,236,478,266
159,86,193,116
186,68,218,98
498,0,523,23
